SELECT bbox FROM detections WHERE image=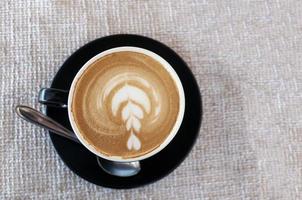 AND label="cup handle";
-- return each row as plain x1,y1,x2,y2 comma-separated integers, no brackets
38,88,69,108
